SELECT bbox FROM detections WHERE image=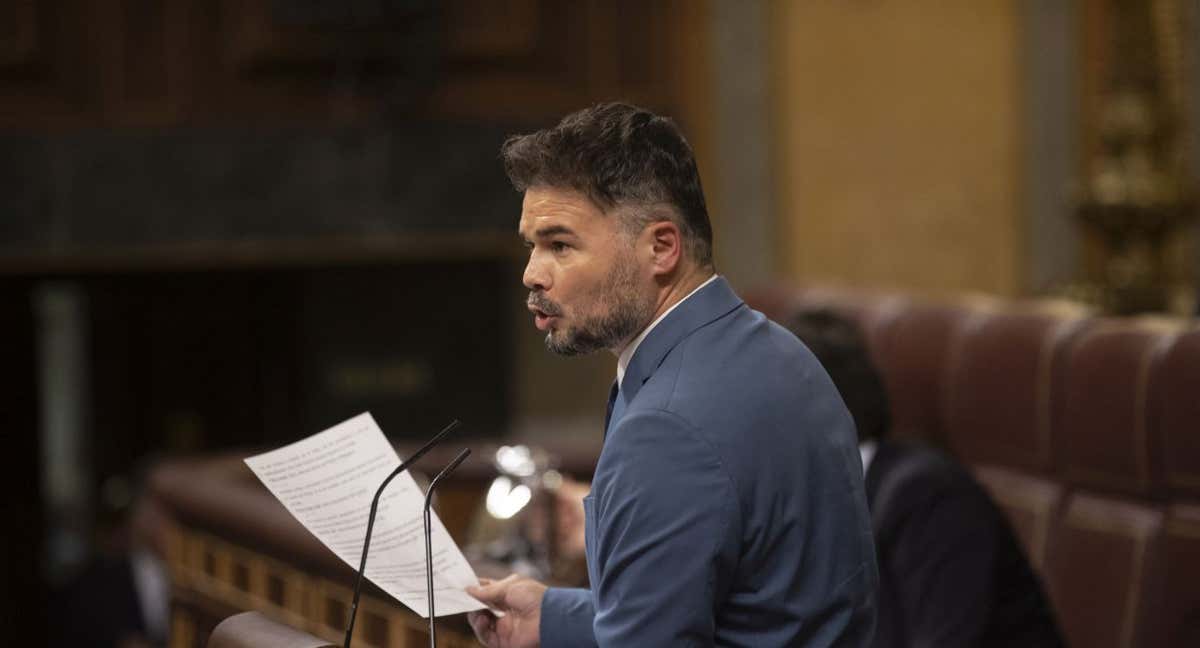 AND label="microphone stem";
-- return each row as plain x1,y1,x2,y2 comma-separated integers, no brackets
425,504,435,648
424,448,471,648
344,419,460,648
